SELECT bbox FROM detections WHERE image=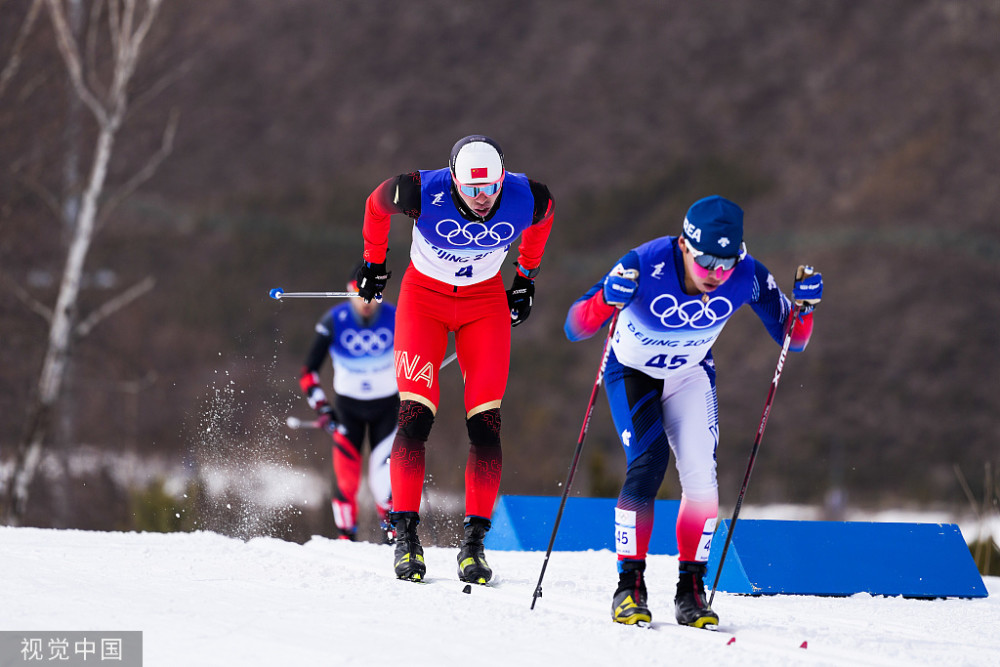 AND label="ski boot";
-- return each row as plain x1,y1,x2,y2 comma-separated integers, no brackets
457,516,493,584
379,519,396,545
611,559,651,625
674,561,719,628
377,504,395,545
336,527,357,542
391,511,425,581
